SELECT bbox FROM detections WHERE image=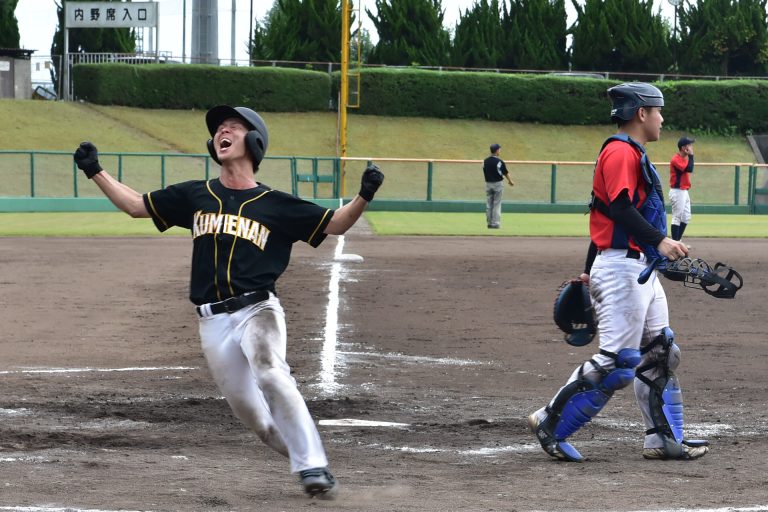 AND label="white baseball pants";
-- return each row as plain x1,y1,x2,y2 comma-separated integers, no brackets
557,249,680,449
198,294,328,473
669,188,691,225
